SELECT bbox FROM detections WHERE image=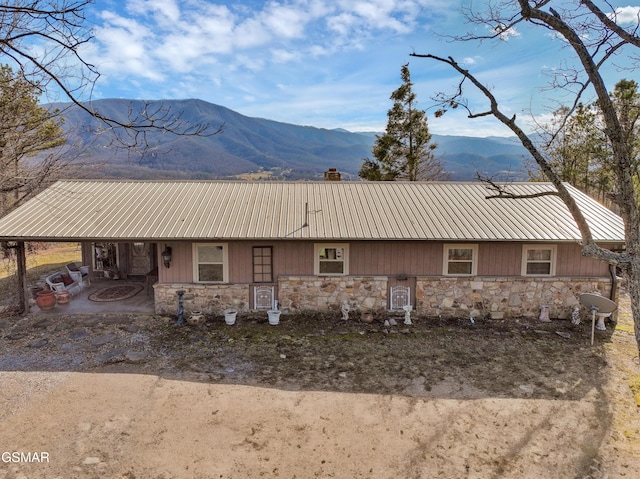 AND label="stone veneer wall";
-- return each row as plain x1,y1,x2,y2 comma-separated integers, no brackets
153,275,613,319
277,275,388,312
154,283,250,315
415,276,613,319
